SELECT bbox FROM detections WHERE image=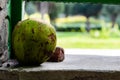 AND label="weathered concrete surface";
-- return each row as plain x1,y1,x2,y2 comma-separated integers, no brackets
0,0,7,9
0,0,8,57
18,54,120,71
1,53,120,80
0,70,19,80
